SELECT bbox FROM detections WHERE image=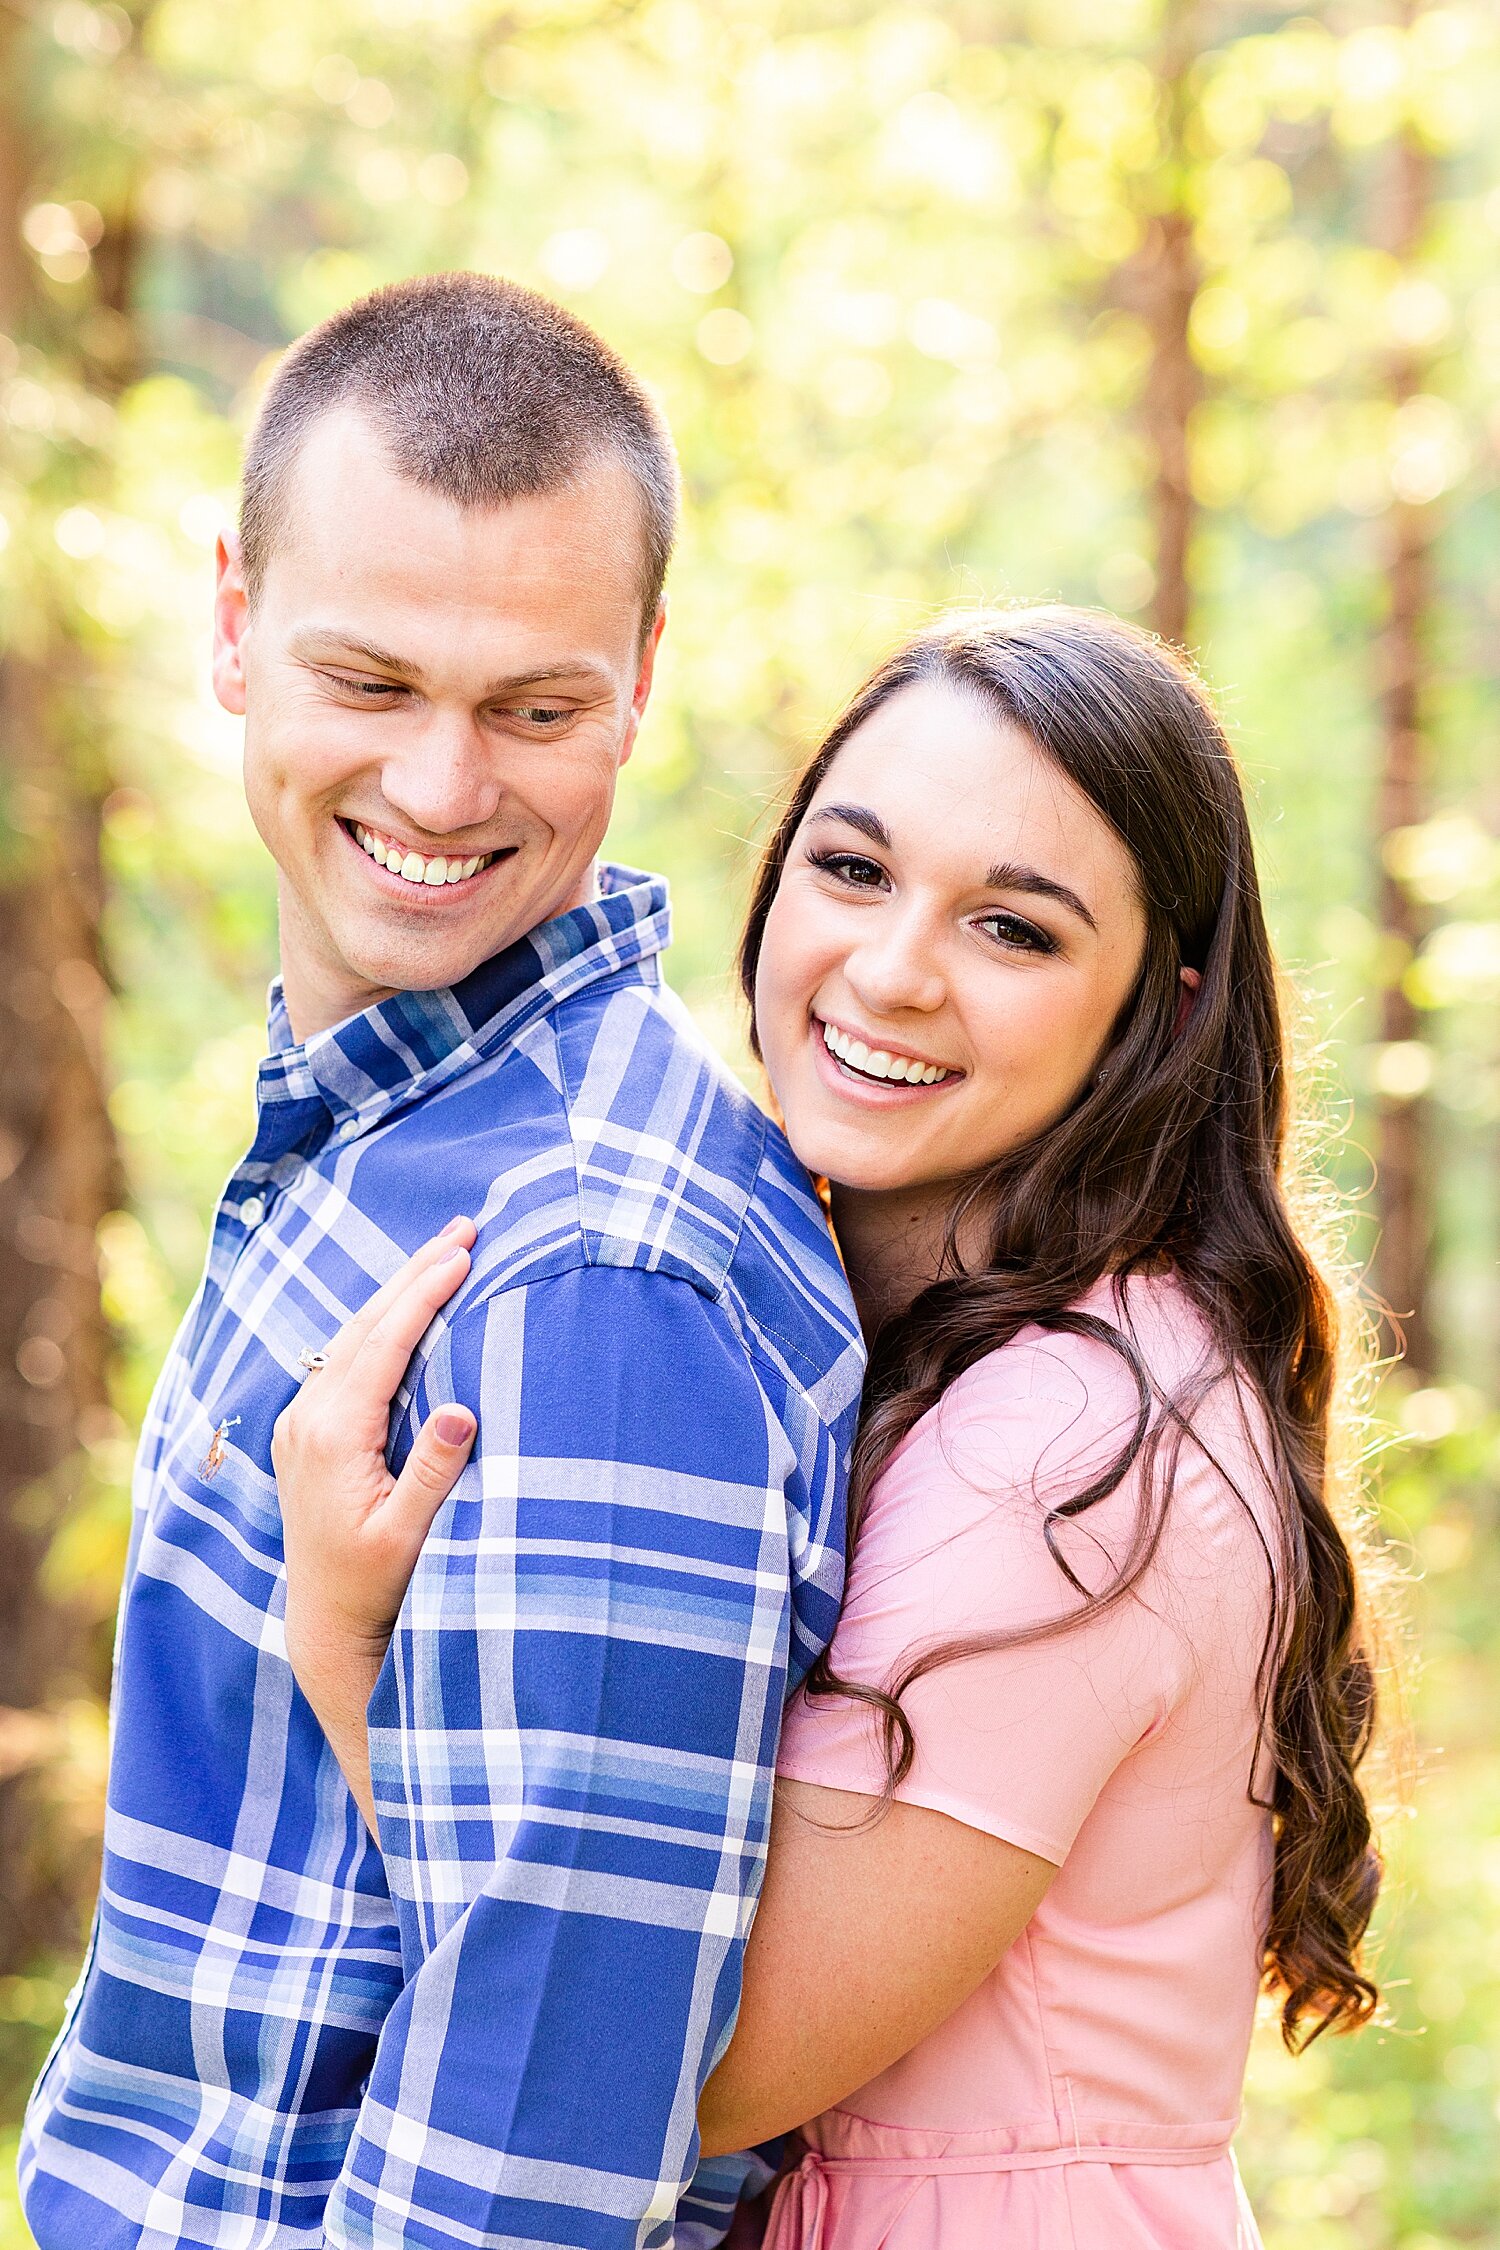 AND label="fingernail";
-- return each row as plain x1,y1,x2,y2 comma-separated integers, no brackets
440,1216,469,1239
435,1409,474,1445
